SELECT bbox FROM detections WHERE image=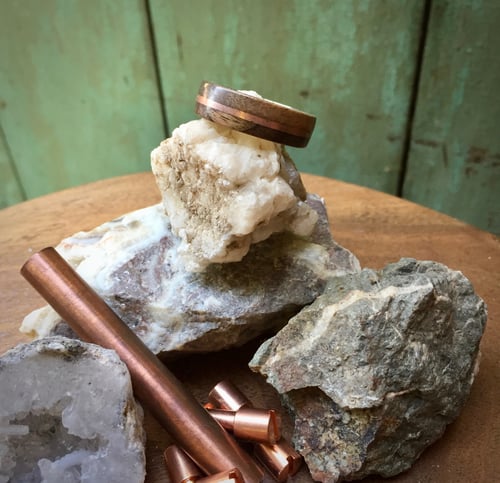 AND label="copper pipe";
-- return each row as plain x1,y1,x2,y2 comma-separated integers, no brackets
197,468,244,483
208,380,301,480
21,248,263,482
164,445,204,483
207,408,280,444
